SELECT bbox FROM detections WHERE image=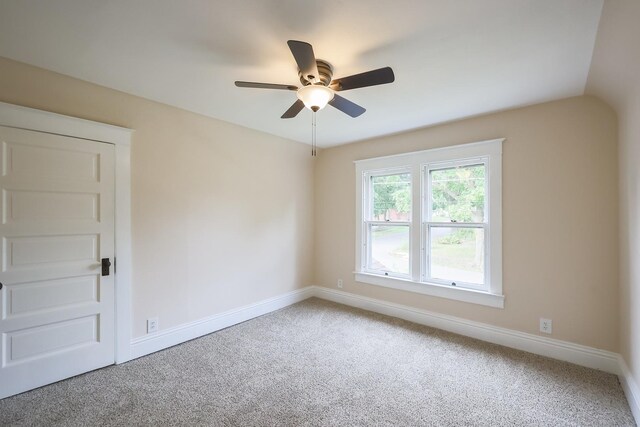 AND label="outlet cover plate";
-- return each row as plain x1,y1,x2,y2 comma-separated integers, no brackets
147,317,159,334
540,318,552,334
